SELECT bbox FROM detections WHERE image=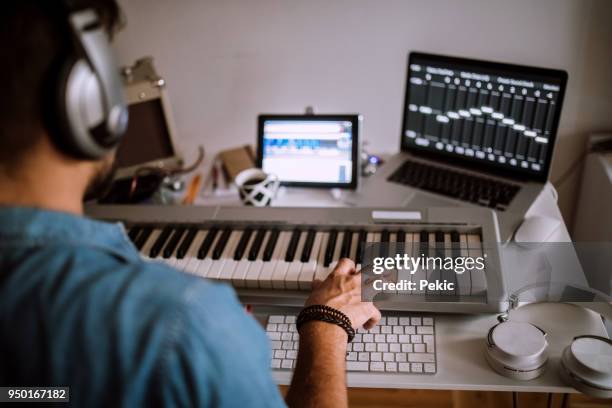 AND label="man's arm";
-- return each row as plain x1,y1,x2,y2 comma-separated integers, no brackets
285,259,381,408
